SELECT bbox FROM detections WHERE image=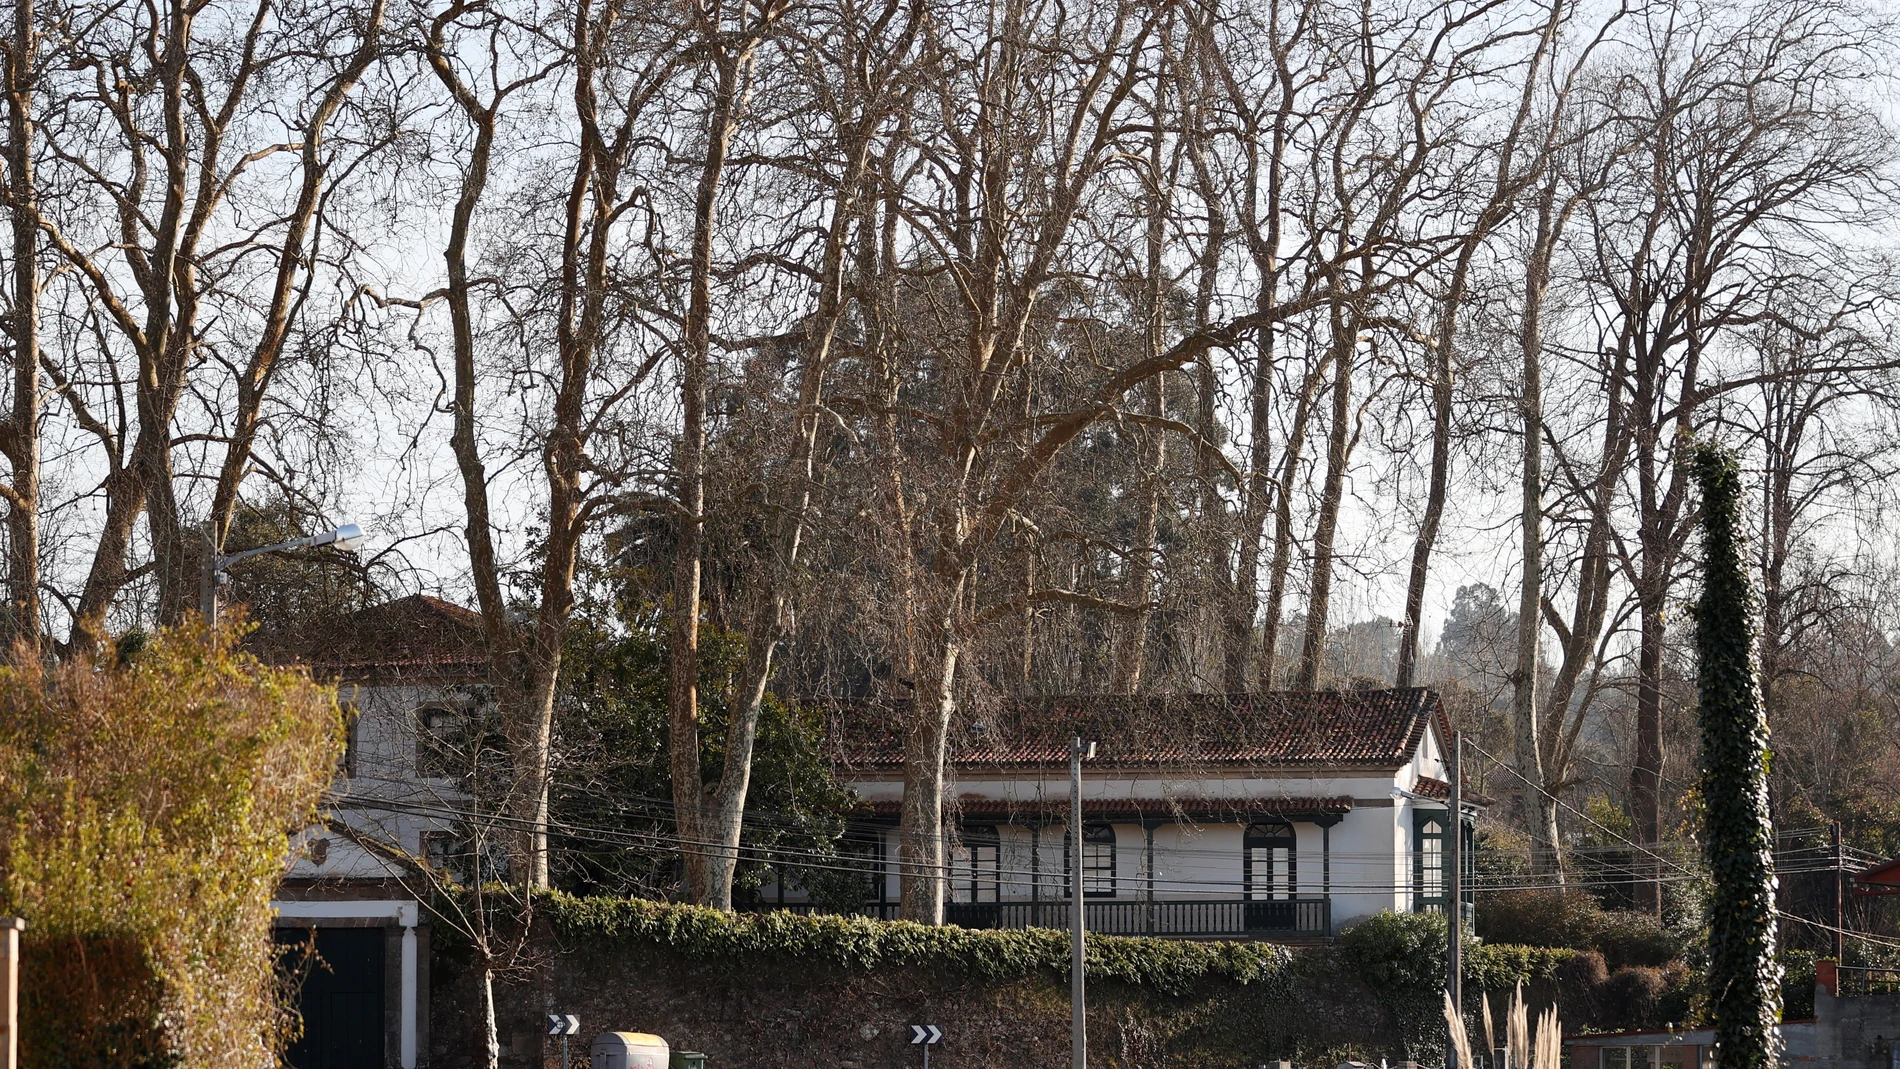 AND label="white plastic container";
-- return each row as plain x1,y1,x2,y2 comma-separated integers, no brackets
590,1032,670,1069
